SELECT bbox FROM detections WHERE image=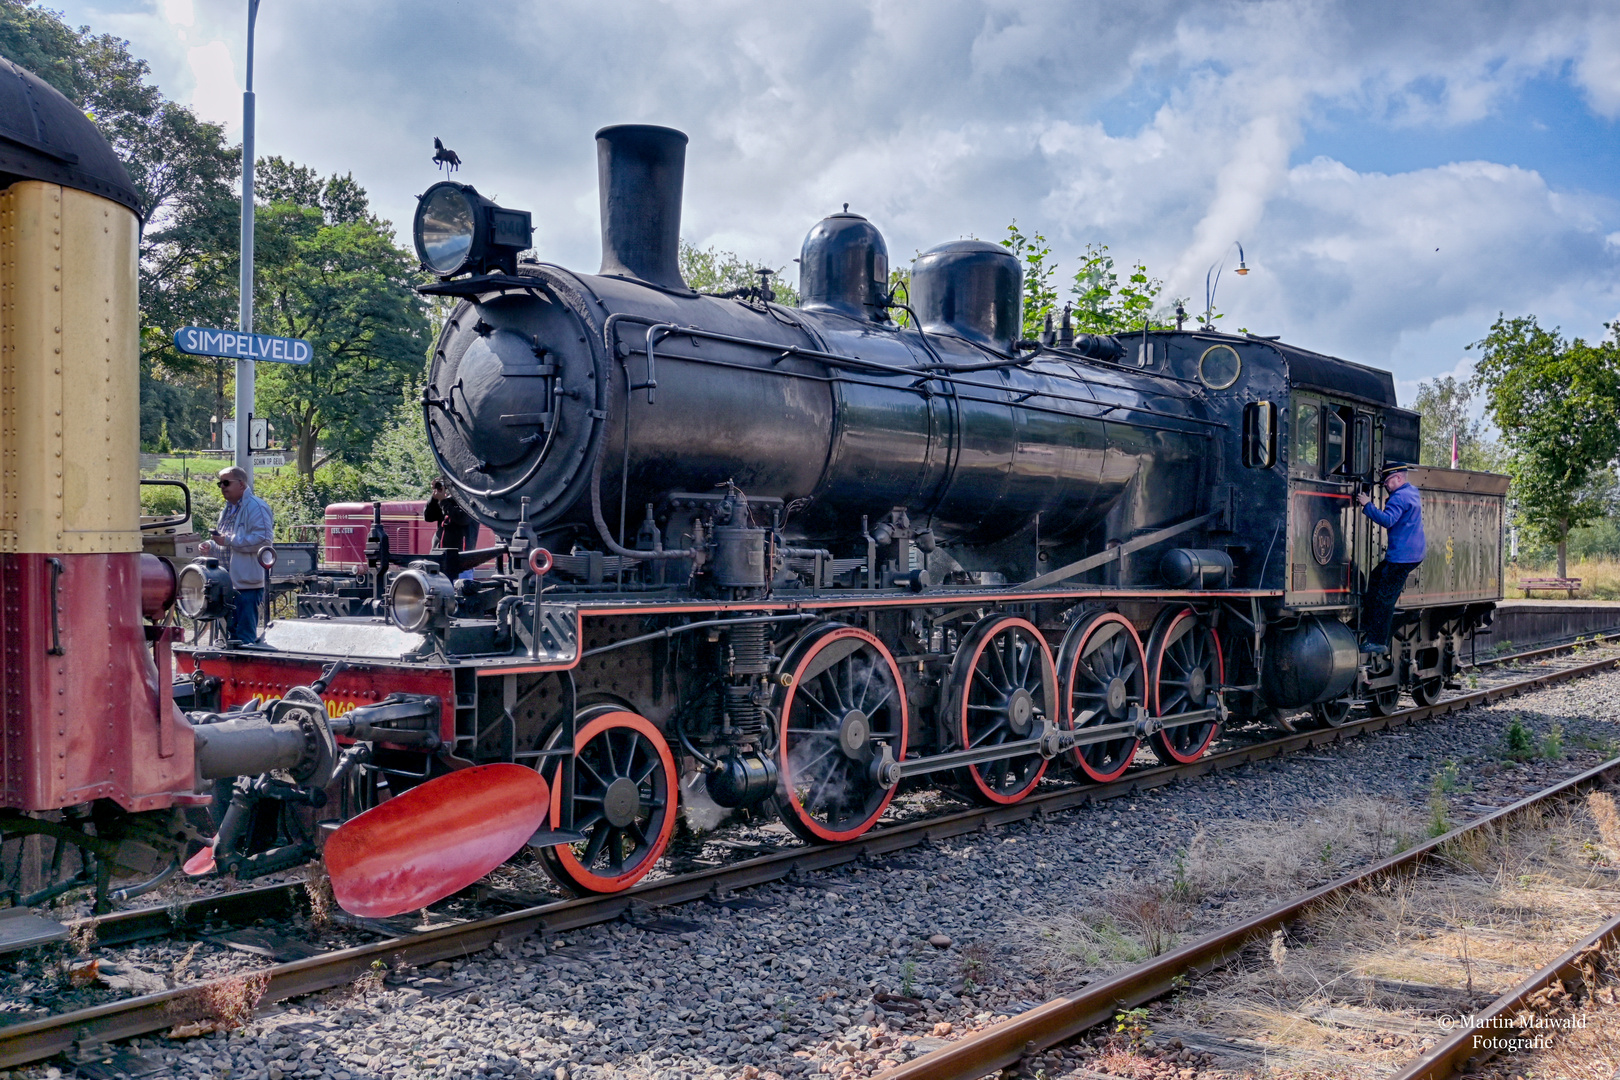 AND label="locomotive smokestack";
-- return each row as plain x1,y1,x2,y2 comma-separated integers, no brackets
596,124,690,292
